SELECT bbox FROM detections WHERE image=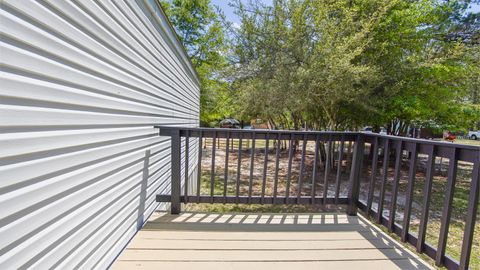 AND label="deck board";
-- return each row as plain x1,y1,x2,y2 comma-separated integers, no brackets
111,212,432,270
